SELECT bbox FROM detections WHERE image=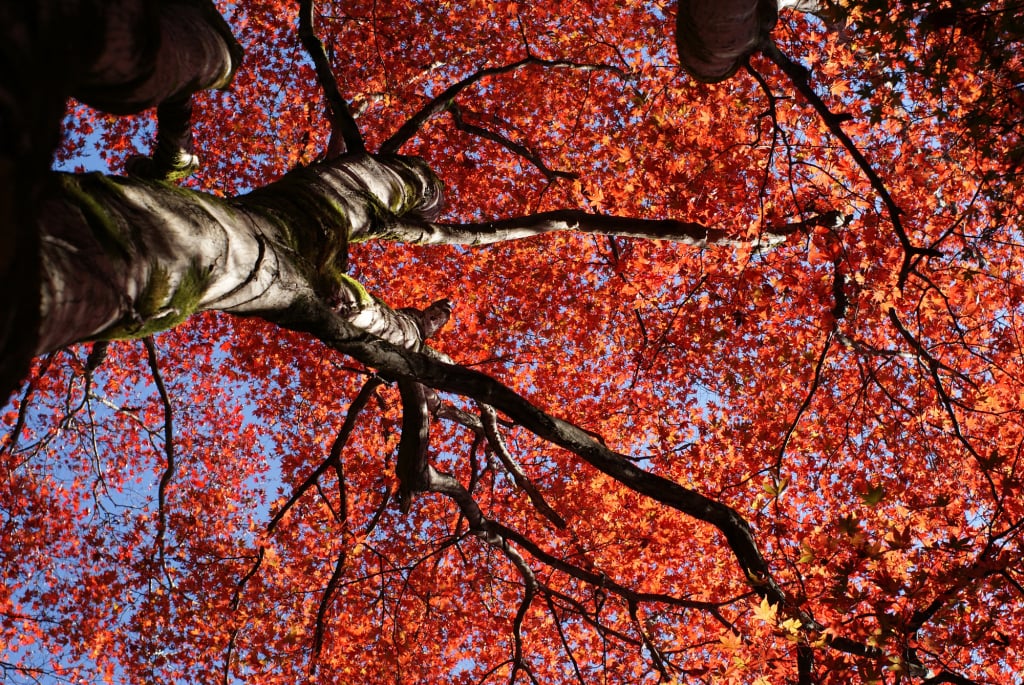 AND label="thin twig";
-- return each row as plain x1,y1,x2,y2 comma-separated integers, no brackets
773,330,833,476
